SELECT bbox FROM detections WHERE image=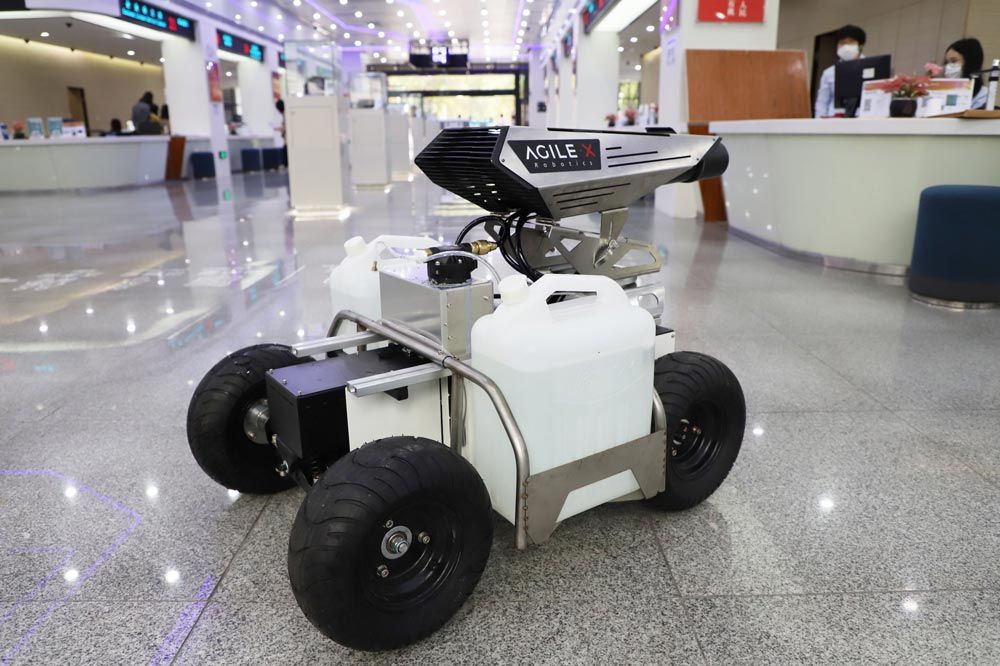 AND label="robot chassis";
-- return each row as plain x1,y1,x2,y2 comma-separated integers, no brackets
186,126,743,651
